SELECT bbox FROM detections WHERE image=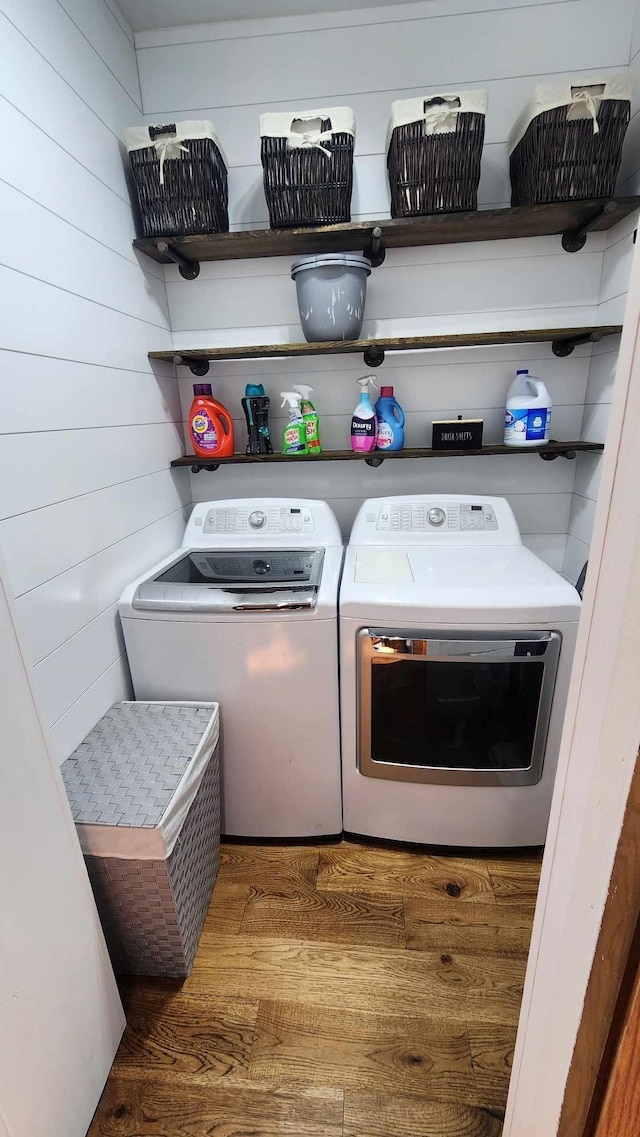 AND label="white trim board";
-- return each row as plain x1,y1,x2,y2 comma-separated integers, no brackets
505,209,640,1137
